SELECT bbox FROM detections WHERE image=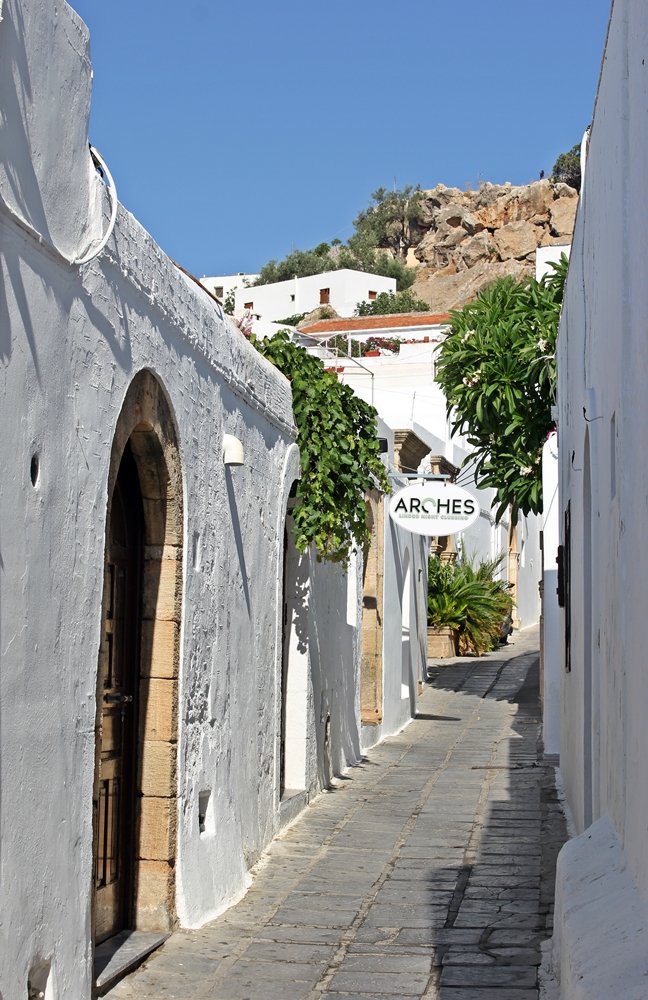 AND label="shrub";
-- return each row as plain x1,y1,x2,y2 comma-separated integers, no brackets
427,554,513,655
